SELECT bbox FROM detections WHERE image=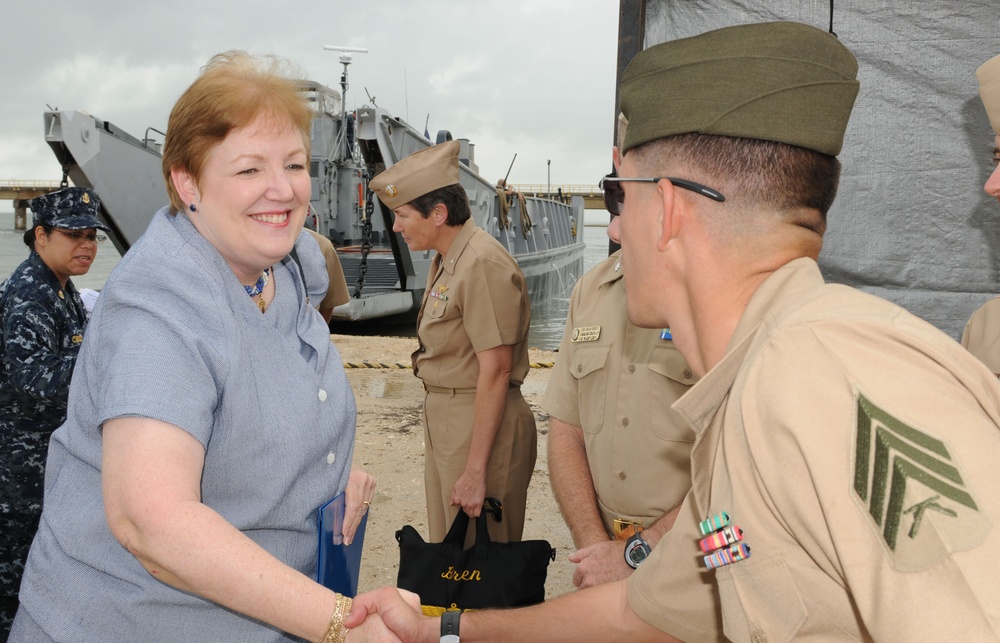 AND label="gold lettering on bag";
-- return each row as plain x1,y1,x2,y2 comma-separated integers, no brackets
440,566,482,582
